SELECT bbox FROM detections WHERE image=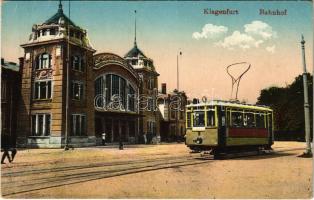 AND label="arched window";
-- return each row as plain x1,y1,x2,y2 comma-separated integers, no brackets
36,53,52,69
95,74,136,112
